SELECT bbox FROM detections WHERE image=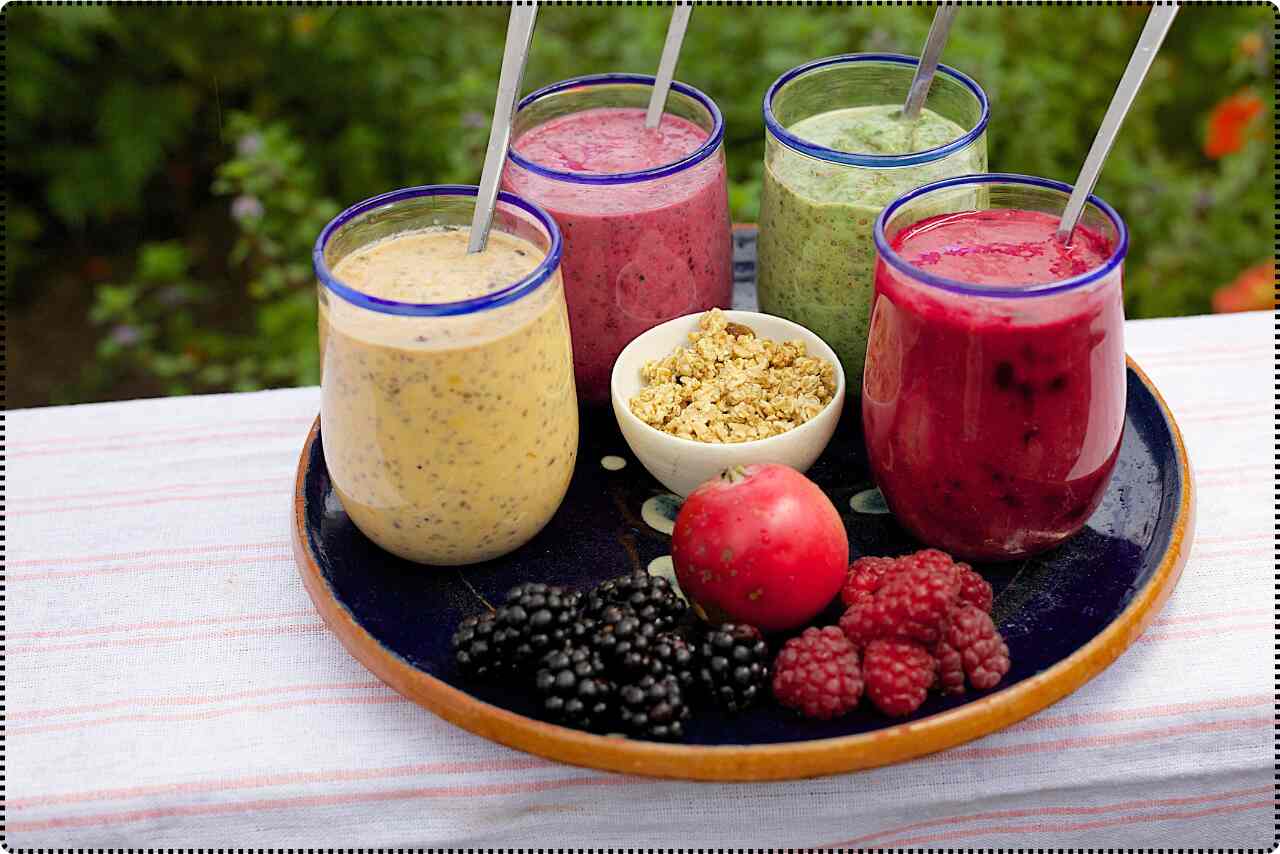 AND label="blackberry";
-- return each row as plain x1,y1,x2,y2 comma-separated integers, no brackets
645,631,698,691
617,674,690,741
450,611,501,680
584,571,689,631
493,582,584,667
589,604,659,674
534,645,615,732
697,623,771,713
